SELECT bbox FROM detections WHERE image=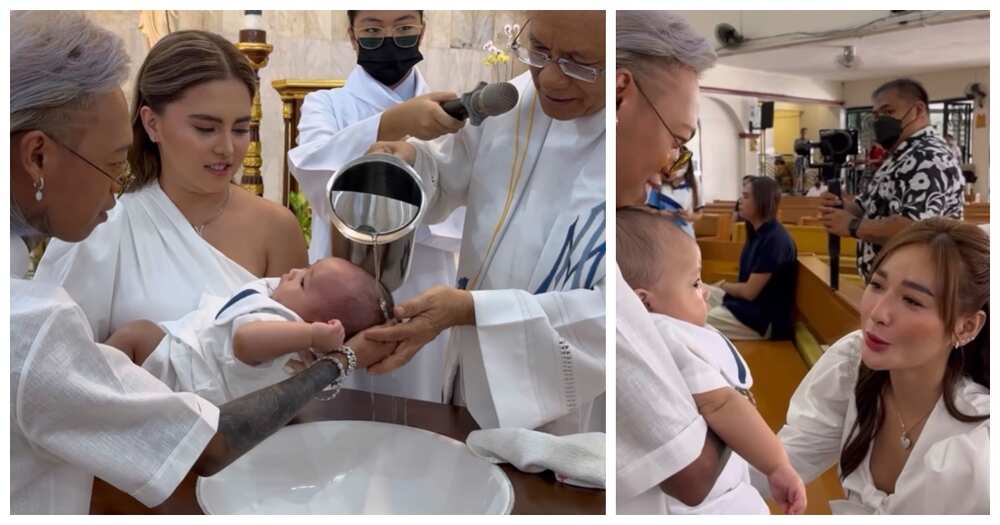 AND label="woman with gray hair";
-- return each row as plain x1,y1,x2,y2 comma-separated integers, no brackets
10,11,393,514
615,11,774,515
